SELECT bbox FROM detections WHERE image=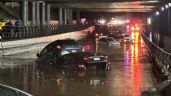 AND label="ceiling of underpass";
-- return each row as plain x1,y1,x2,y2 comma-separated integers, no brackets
47,0,167,13
2,0,169,12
